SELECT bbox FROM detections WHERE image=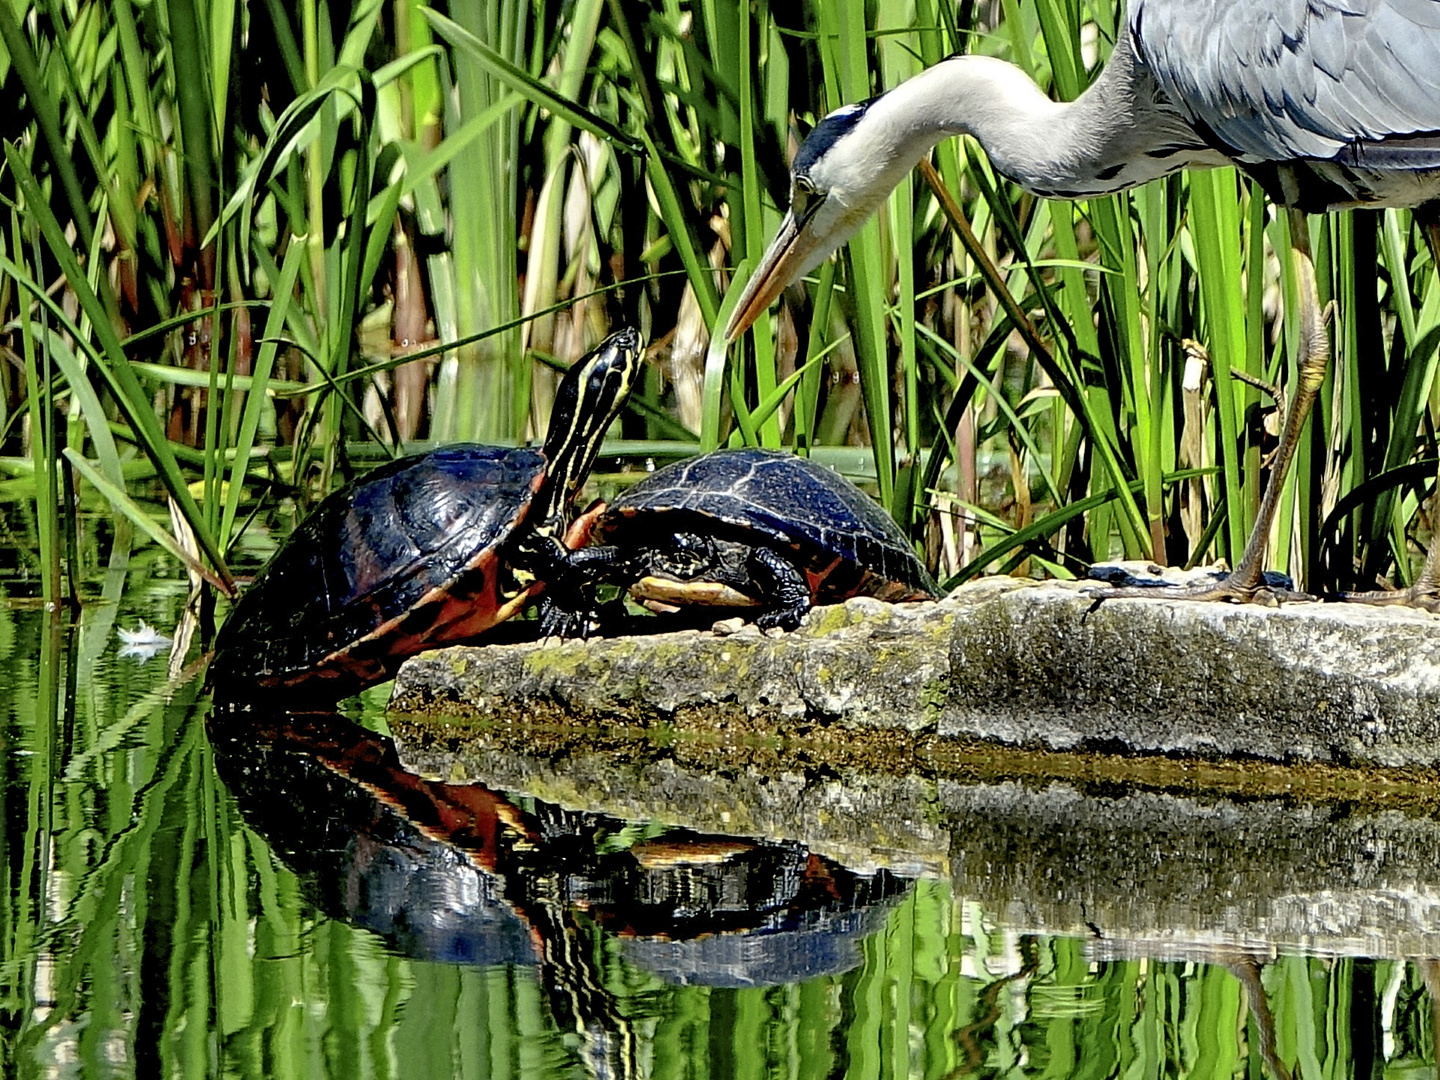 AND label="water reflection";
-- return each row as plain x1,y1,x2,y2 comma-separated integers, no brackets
209,711,910,1076
4,533,1440,1078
